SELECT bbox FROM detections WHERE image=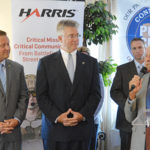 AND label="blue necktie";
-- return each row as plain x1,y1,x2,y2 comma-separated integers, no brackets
0,64,6,93
137,65,141,74
67,53,74,83
146,79,150,109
